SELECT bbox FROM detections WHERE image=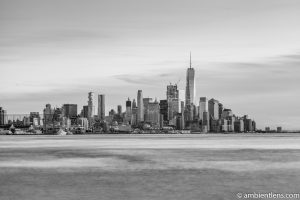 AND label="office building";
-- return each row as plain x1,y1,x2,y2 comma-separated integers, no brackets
160,100,168,122
137,90,144,122
98,94,105,121
82,105,89,118
63,104,77,118
125,98,132,124
29,112,40,126
234,119,244,132
131,99,138,126
208,98,219,120
277,127,282,133
117,105,122,115
185,53,196,106
218,103,223,119
144,99,160,126
0,107,7,125
88,92,95,119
